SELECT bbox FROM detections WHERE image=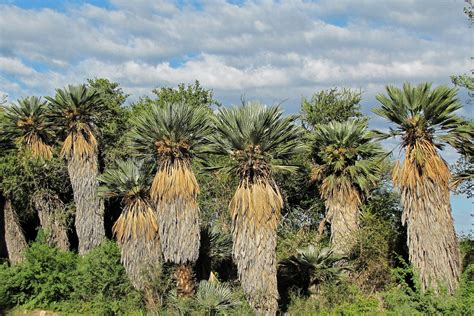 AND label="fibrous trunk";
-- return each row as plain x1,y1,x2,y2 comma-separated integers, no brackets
120,233,162,292
231,179,281,315
3,199,27,264
175,263,195,297
326,202,359,256
152,161,200,264
395,145,460,294
33,191,70,251
68,154,105,254
400,179,460,293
